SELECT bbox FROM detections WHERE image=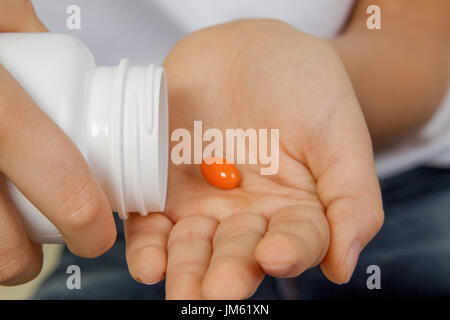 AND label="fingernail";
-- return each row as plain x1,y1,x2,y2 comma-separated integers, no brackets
345,241,362,283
